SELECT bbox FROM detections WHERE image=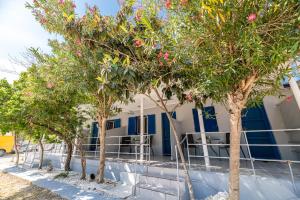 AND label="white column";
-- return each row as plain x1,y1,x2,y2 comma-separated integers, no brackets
140,96,144,161
289,77,300,110
197,109,210,167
